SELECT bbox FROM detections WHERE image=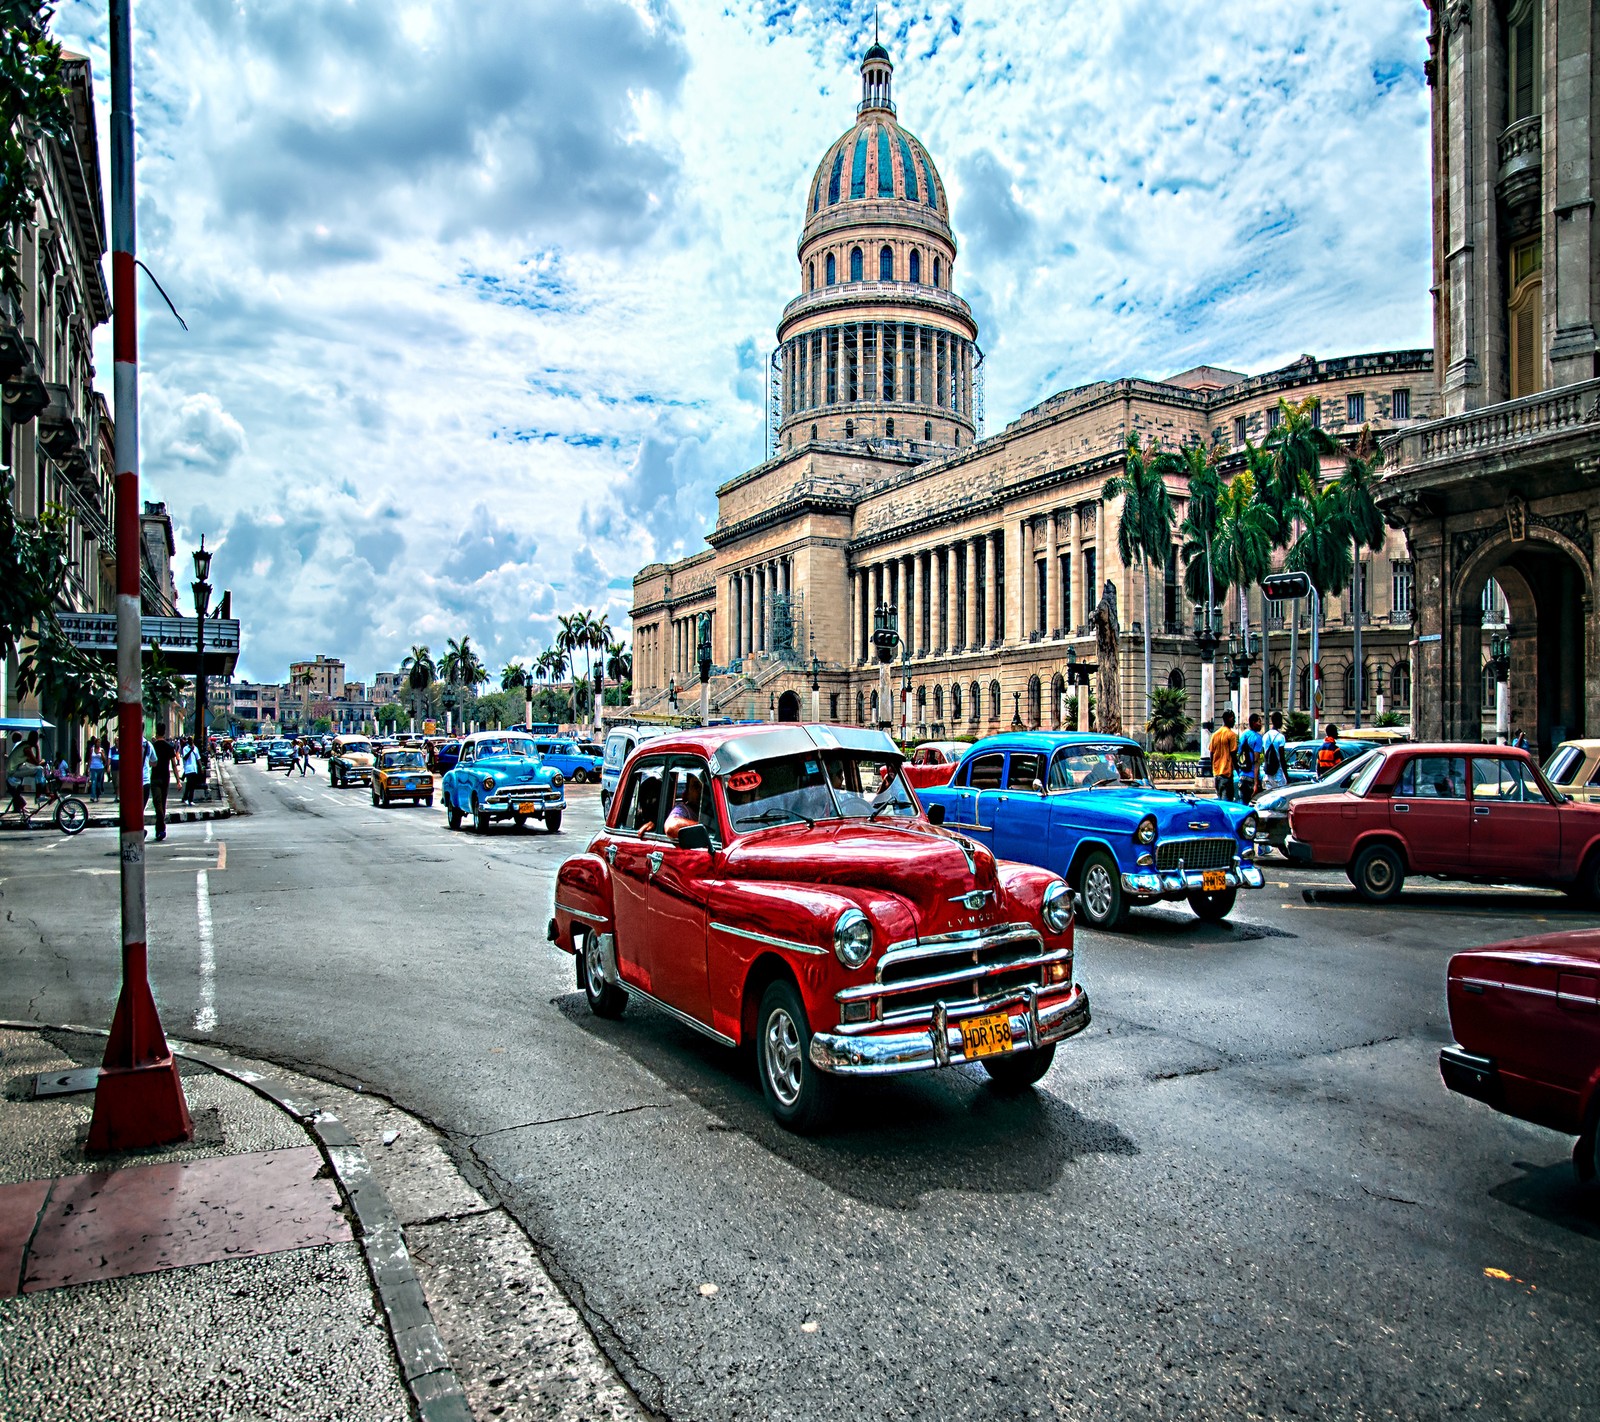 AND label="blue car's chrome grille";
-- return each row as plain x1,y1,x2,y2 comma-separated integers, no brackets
1155,837,1235,872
